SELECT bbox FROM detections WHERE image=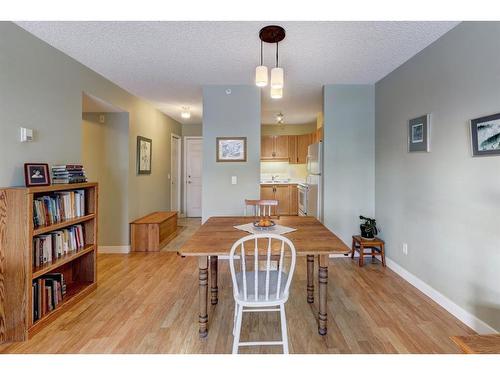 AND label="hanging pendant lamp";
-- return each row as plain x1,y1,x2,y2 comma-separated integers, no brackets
255,25,285,97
